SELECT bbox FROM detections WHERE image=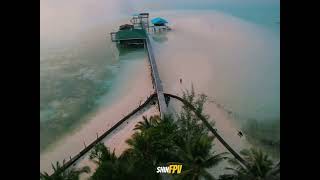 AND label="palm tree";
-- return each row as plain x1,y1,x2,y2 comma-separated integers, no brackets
90,156,134,180
175,135,228,180
167,90,250,168
122,132,161,180
89,142,117,165
265,162,280,180
121,115,178,180
133,115,160,131
218,174,237,180
89,143,139,180
176,87,214,146
128,115,178,162
40,160,90,180
124,131,153,161
226,148,280,180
